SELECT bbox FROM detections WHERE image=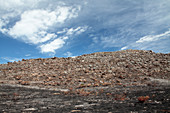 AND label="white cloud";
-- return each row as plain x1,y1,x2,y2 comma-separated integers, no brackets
37,26,88,54
121,46,128,50
92,37,99,43
85,0,170,53
8,7,78,44
56,26,88,36
25,54,31,57
0,2,82,54
66,26,88,36
1,0,170,56
136,30,170,43
56,6,80,23
0,0,24,10
66,28,78,35
39,33,57,43
1,57,21,62
0,0,40,20
75,26,88,35
121,29,170,53
39,37,68,53
100,36,127,48
57,28,67,34
64,52,77,58
0,19,8,33
10,10,56,35
64,52,73,57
